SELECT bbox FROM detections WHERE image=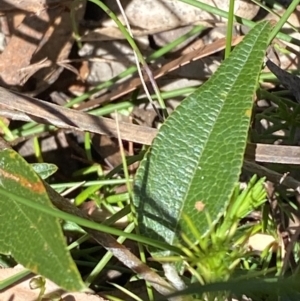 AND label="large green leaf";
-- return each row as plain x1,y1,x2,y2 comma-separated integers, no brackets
133,21,272,253
0,148,85,291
